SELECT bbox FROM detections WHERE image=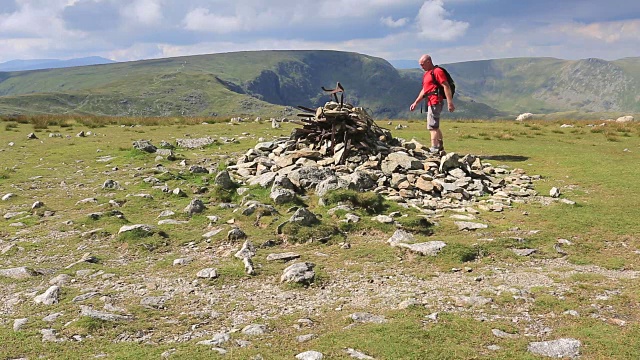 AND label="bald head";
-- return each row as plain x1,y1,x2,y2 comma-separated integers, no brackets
419,54,433,71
